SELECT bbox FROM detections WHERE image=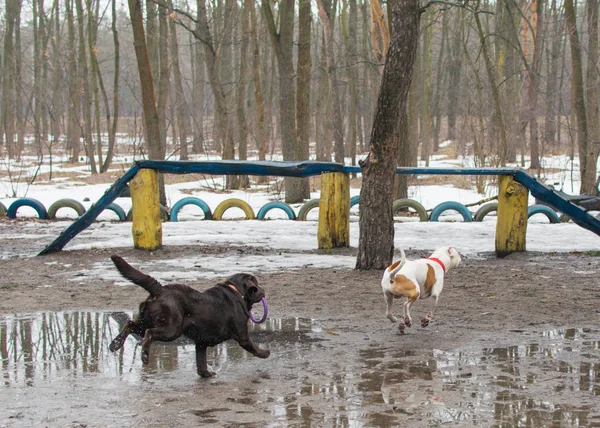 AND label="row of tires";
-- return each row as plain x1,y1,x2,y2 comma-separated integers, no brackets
0,196,573,223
